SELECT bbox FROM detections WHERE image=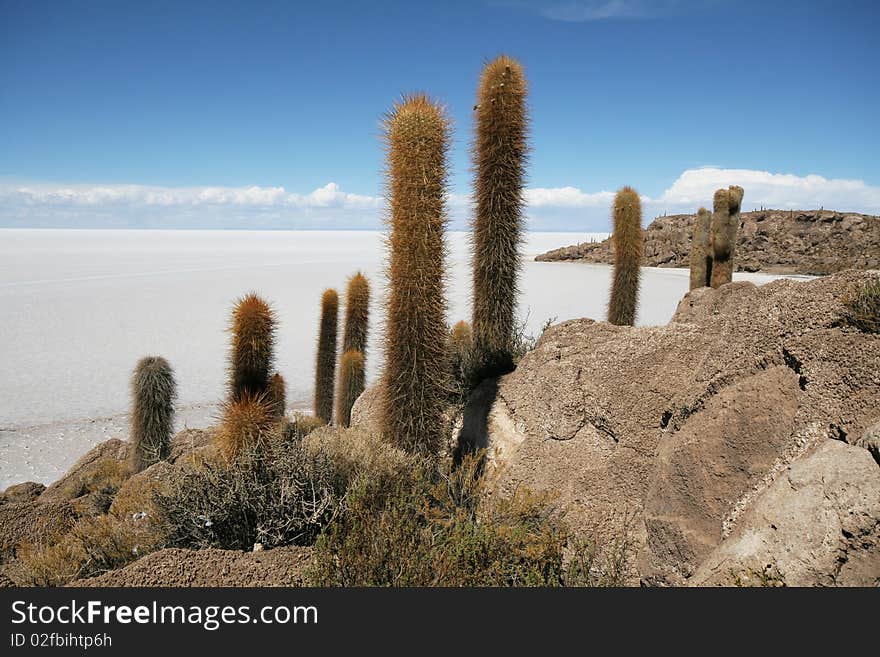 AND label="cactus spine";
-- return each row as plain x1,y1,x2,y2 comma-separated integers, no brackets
709,185,744,288
129,355,176,473
342,272,370,354
471,55,528,380
335,350,365,428
382,94,451,454
607,187,644,326
314,289,339,424
229,293,276,402
689,207,713,290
